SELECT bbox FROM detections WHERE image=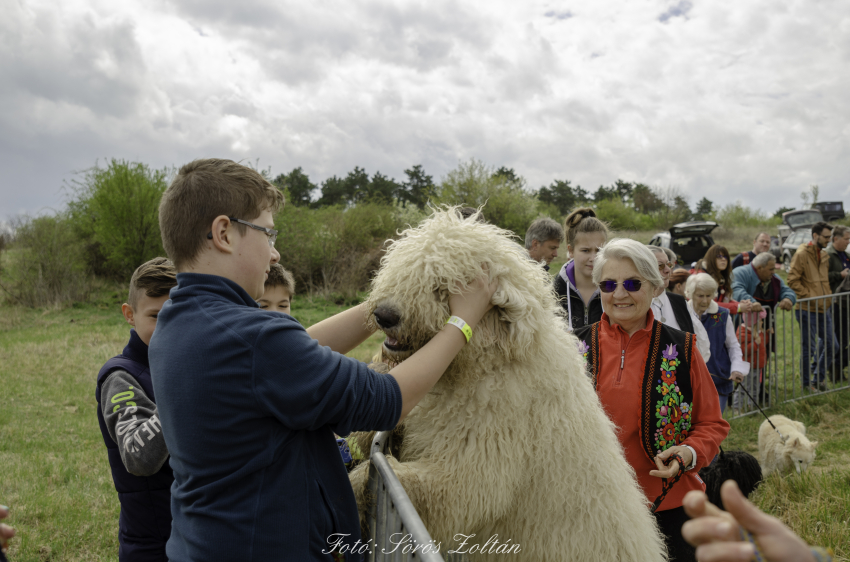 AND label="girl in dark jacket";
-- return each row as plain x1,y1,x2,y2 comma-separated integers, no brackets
553,208,609,331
